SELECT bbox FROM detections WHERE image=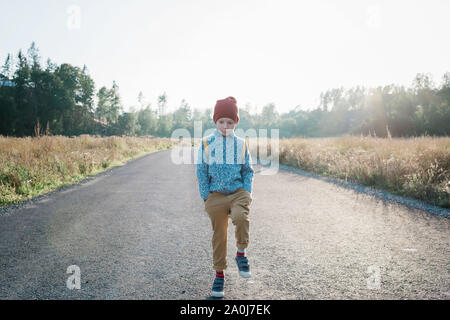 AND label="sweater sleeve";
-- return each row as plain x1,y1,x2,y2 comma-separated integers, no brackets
241,142,254,193
196,142,210,201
